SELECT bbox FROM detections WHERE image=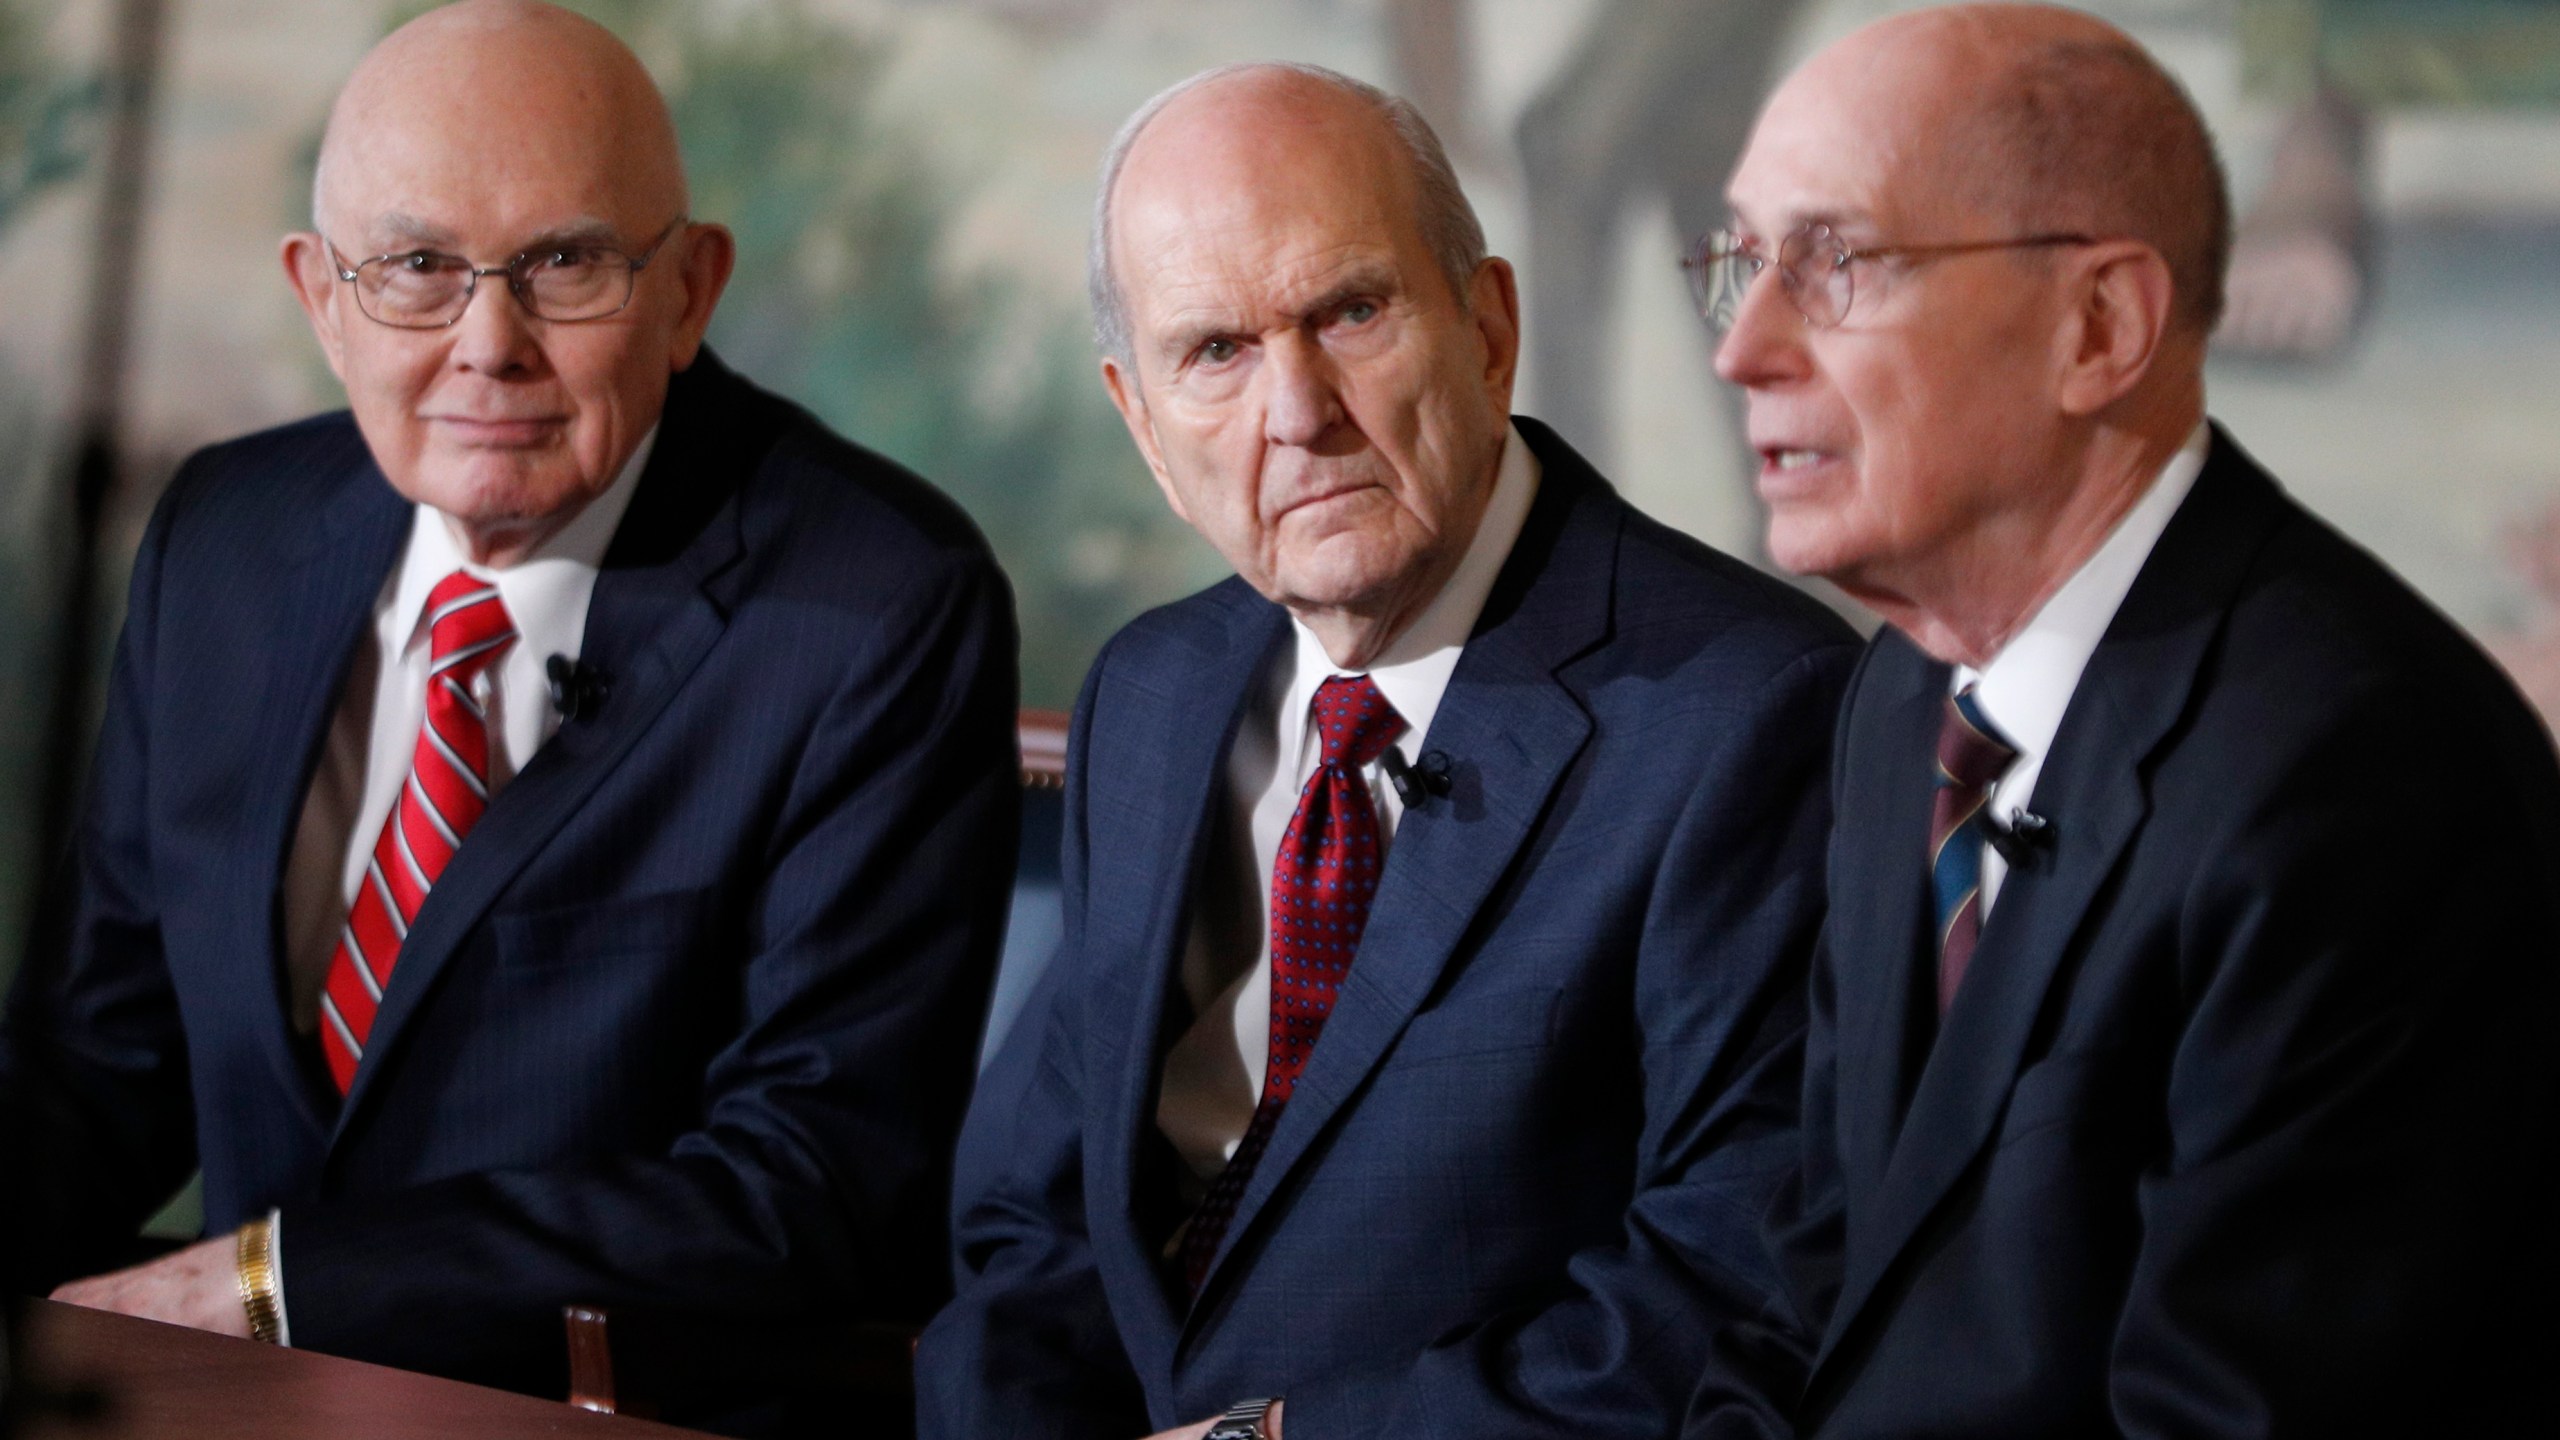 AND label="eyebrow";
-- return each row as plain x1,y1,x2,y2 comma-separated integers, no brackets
1153,267,1403,365
363,213,624,253
1726,204,1878,238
